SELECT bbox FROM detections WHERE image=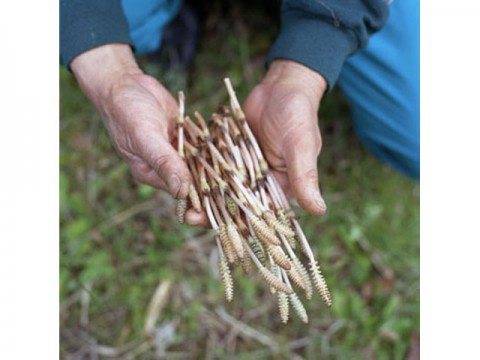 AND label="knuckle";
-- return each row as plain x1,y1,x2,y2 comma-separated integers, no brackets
111,135,139,163
292,168,318,186
151,154,171,177
304,168,319,182
116,144,136,162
